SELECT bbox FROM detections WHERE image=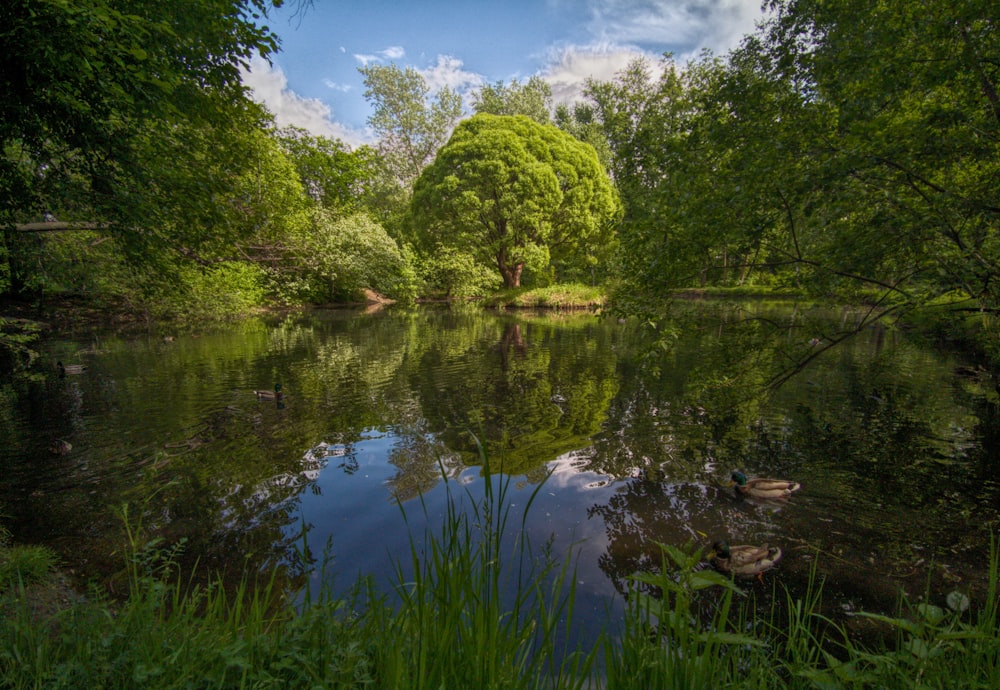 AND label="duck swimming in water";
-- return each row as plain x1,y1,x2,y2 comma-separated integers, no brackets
49,439,73,455
730,470,800,500
709,539,783,580
57,361,87,376
254,383,283,400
